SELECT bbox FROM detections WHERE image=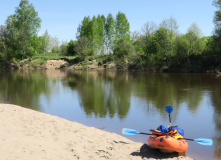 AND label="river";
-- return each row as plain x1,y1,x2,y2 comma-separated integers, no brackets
0,69,220,160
